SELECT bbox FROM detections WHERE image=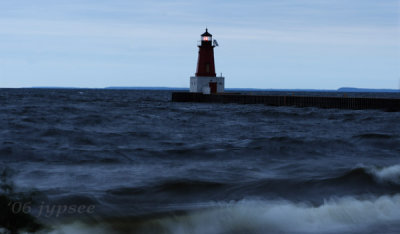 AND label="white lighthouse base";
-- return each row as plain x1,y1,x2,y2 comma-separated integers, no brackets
190,76,225,94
